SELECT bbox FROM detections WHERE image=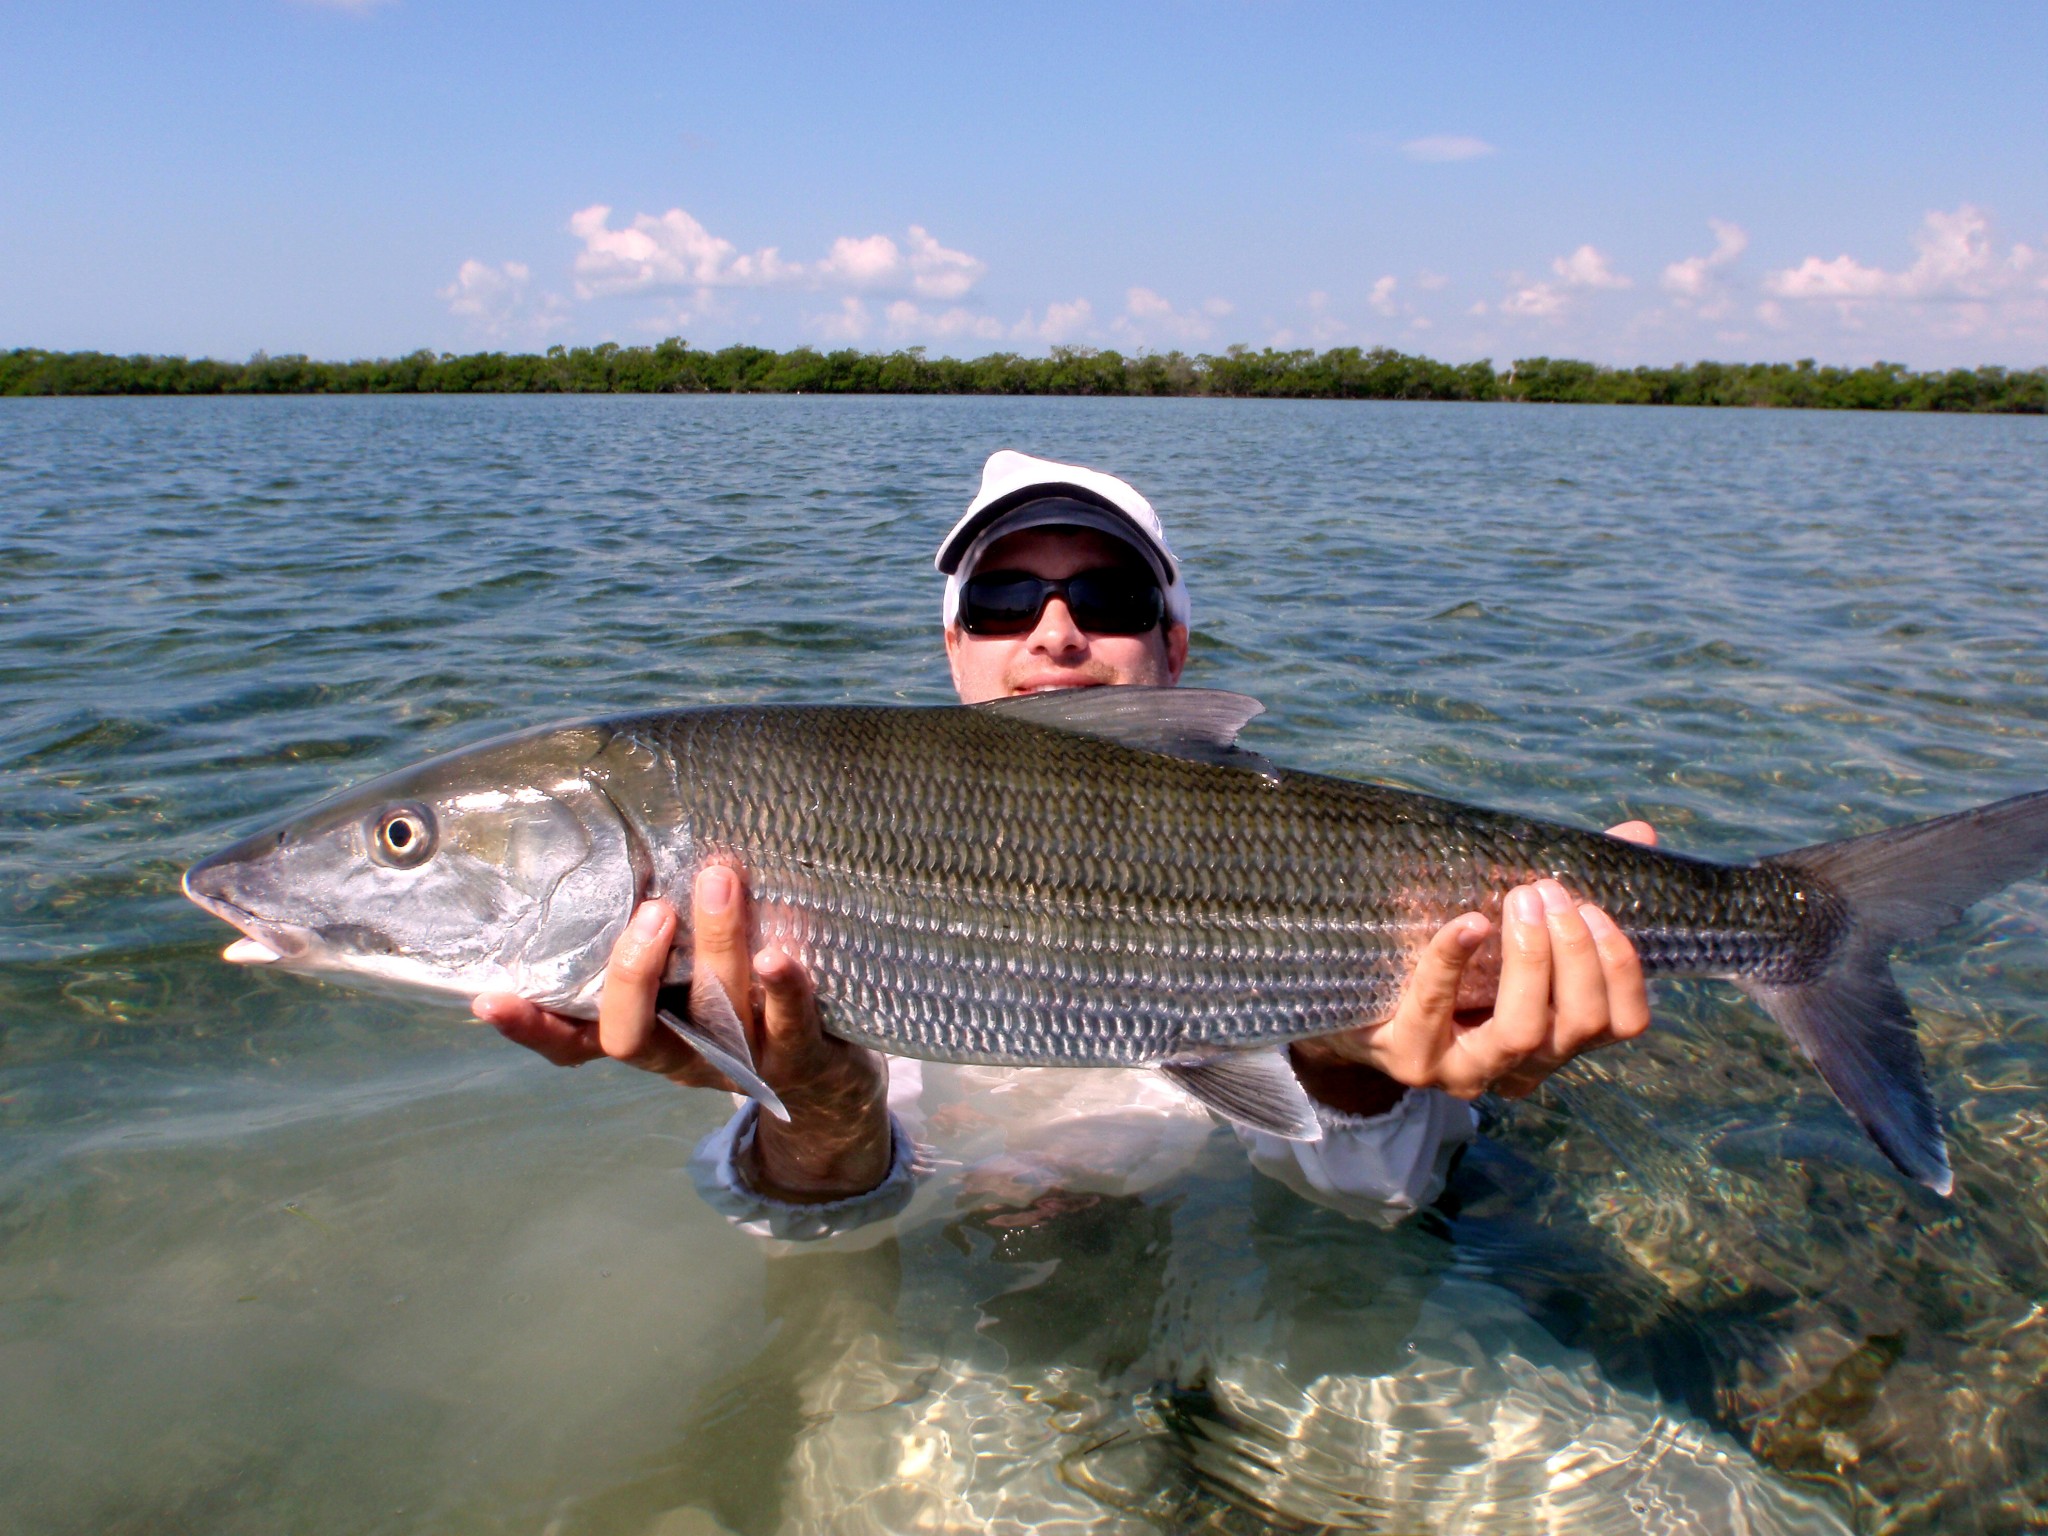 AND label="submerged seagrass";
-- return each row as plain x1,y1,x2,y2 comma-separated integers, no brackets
184,688,2048,1193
